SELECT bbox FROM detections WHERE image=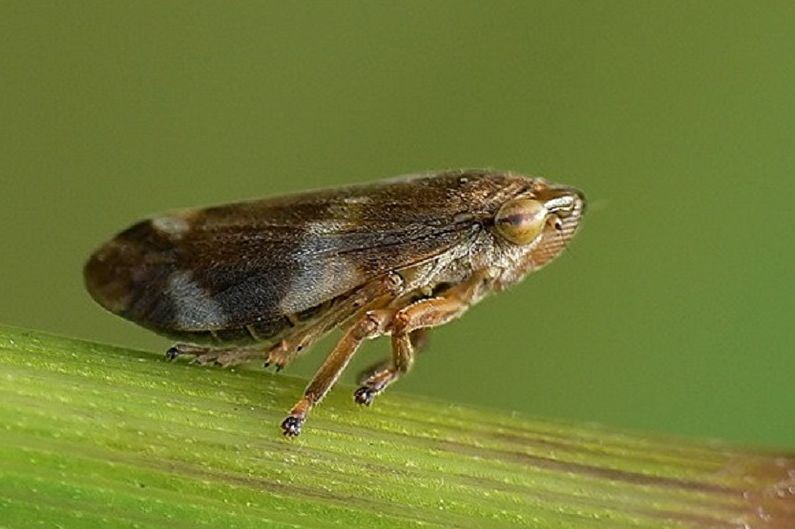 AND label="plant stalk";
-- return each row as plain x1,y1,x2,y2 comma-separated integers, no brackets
0,326,792,528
